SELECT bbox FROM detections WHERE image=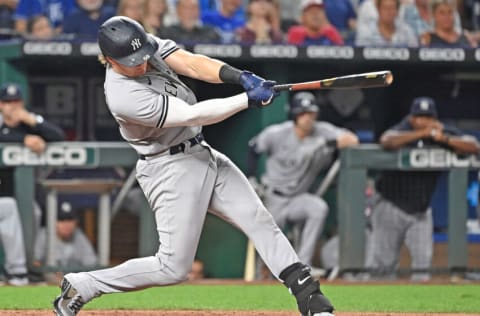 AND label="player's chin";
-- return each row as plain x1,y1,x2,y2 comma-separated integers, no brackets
128,63,148,77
